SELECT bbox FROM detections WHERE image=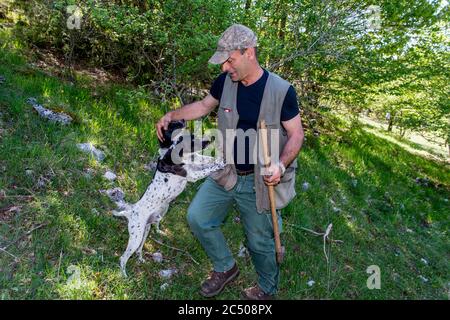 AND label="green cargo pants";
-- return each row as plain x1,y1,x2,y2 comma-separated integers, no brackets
187,173,282,295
